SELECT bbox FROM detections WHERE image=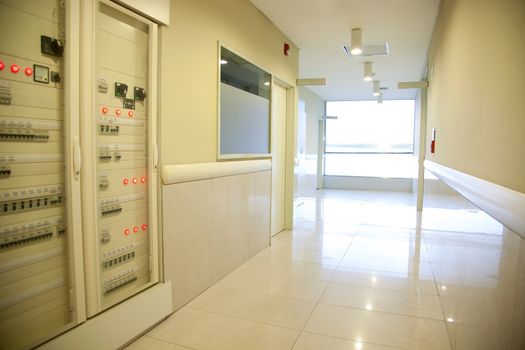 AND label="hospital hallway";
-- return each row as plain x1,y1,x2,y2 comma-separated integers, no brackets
126,189,525,350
